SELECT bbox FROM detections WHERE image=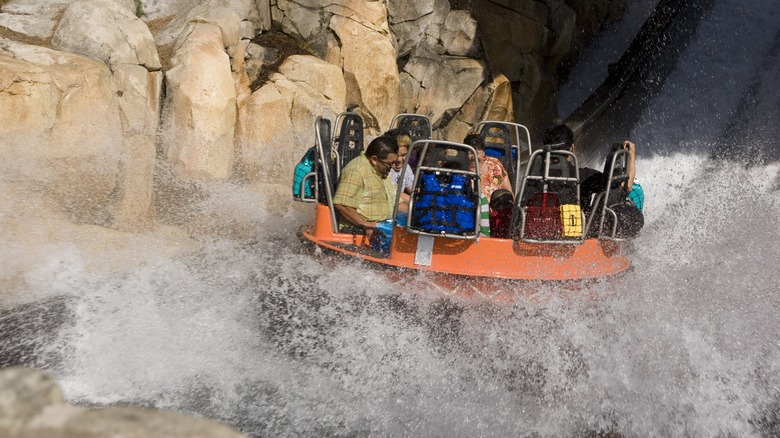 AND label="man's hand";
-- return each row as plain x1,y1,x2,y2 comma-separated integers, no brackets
334,204,379,245
362,221,378,242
